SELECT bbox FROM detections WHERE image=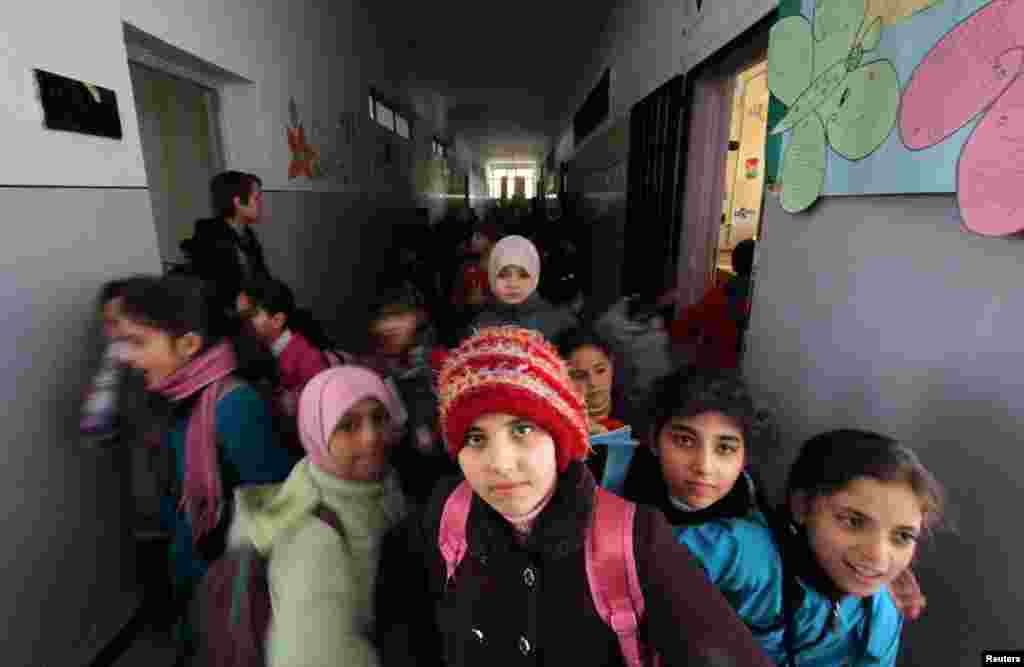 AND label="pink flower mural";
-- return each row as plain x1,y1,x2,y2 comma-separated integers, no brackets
898,0,1024,237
